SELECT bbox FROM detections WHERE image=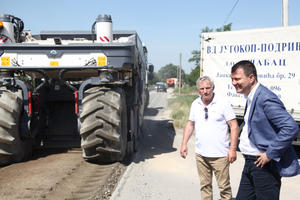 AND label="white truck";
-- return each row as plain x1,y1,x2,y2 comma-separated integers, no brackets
201,25,300,145
0,14,153,166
